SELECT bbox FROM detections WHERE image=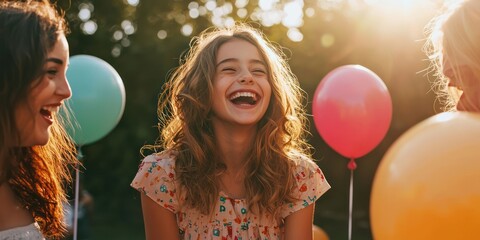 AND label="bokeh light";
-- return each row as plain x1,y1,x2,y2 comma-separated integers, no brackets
287,28,303,42
126,0,139,7
111,44,121,57
81,20,97,35
121,20,136,35
235,0,248,8
181,24,193,36
321,33,335,48
113,30,124,41
237,8,248,18
205,0,217,11
305,7,315,18
78,8,91,21
157,30,167,40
